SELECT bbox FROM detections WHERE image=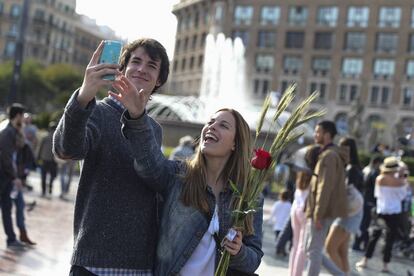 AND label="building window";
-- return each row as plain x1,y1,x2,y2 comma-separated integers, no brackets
285,32,305,49
309,82,326,101
317,6,338,27
376,33,398,53
408,34,414,53
201,32,207,48
412,8,414,28
254,79,270,95
347,6,369,27
260,6,280,25
402,87,414,106
8,23,19,37
234,5,254,25
257,31,276,48
255,54,274,73
10,4,21,18
342,58,363,75
314,32,334,50
183,37,189,51
370,85,390,105
373,59,395,76
189,56,194,70
344,32,366,51
406,60,414,77
191,35,197,49
198,55,203,68
4,41,16,57
339,84,359,103
312,57,331,75
215,5,223,22
232,30,249,46
288,6,308,26
181,58,186,71
0,2,4,14
175,40,180,53
378,7,401,28
283,55,302,74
